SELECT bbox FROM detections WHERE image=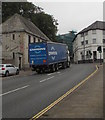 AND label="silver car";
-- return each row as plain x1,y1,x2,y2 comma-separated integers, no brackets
0,64,19,77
